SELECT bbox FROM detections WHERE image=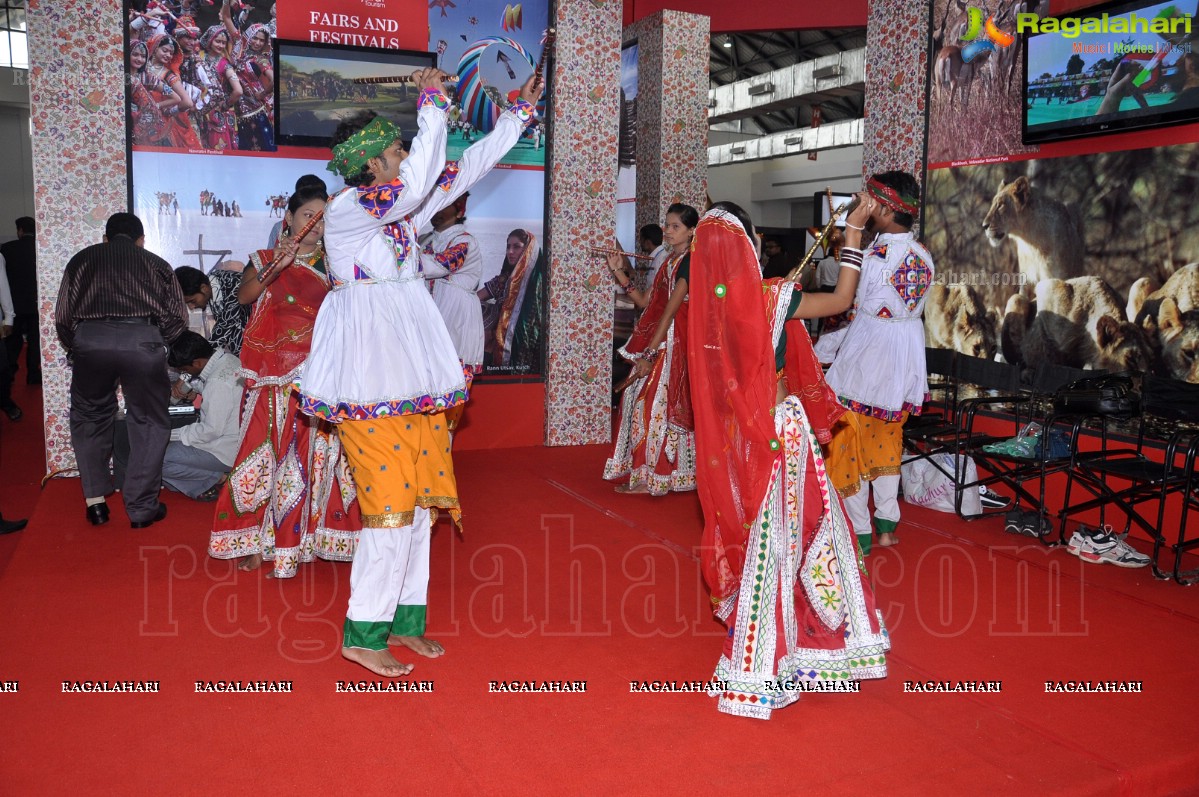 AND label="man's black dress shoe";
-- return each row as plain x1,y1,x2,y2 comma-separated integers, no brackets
130,502,168,529
86,503,110,526
0,516,27,534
